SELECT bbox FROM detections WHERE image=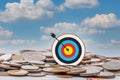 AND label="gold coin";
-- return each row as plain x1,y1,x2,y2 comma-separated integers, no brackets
51,67,70,73
56,74,73,78
8,70,28,76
